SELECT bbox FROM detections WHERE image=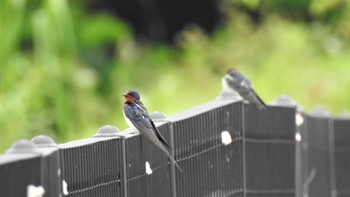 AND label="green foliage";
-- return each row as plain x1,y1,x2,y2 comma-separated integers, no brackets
0,0,349,152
